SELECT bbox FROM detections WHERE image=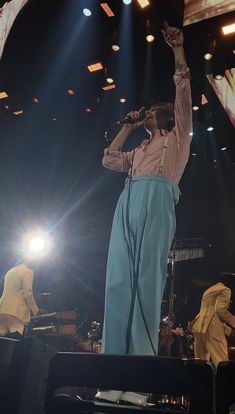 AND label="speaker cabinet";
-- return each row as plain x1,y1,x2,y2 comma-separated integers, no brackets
0,337,19,403
3,337,56,414
46,354,214,414
217,360,235,414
